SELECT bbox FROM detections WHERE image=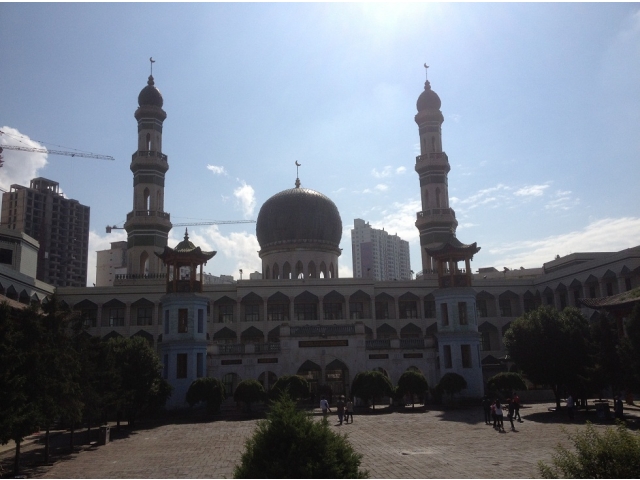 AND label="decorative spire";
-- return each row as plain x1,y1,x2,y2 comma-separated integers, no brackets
184,228,189,241
150,57,155,76
295,160,301,188
424,63,429,80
